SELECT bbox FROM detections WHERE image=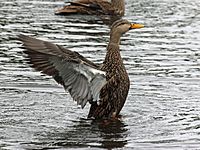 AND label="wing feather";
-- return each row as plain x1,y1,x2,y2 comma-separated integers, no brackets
19,34,107,108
